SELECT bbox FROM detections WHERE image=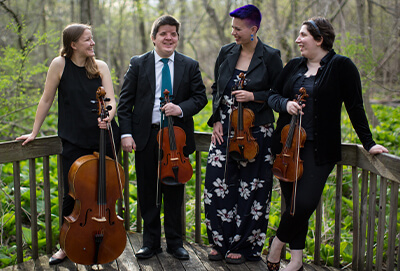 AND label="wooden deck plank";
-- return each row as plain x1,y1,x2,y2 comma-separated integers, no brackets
157,242,185,271
180,243,208,271
127,231,163,271
1,232,352,271
190,242,230,271
116,235,140,271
